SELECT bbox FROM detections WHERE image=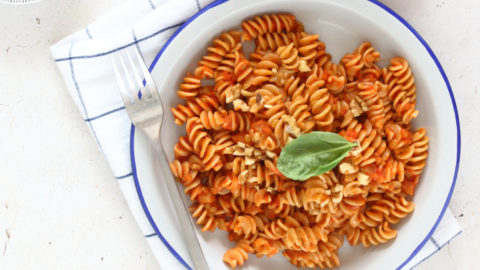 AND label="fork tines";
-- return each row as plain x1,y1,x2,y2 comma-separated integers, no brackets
111,48,159,105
